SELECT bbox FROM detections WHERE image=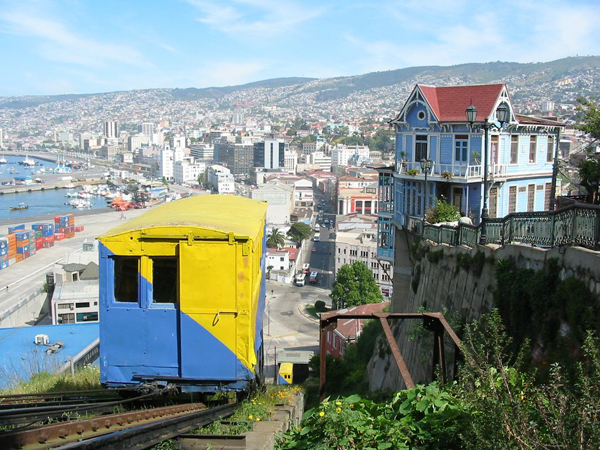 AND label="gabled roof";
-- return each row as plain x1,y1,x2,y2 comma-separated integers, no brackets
419,84,505,122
